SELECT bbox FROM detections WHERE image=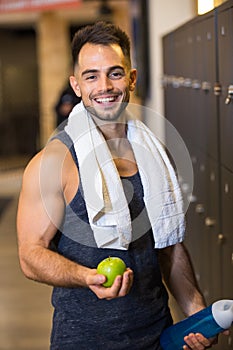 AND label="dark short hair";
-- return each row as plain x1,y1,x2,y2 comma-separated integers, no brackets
71,21,131,68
